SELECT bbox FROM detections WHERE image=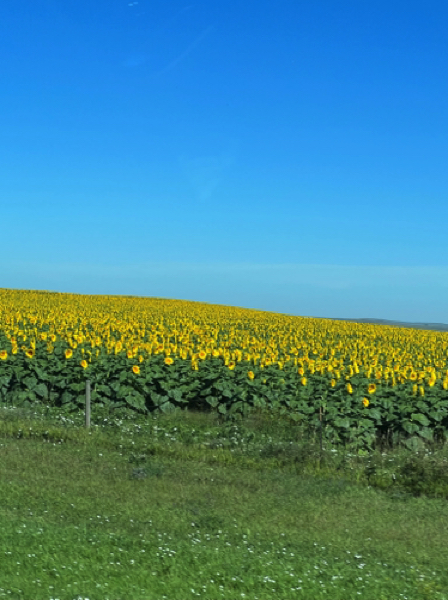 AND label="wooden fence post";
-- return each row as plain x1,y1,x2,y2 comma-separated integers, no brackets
319,405,323,455
85,379,91,428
